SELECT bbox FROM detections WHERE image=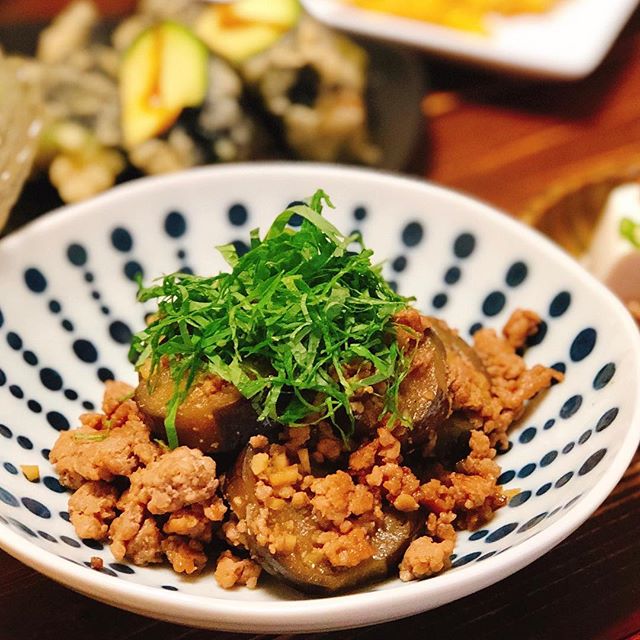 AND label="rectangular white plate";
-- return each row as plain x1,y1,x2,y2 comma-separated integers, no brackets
302,0,640,79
